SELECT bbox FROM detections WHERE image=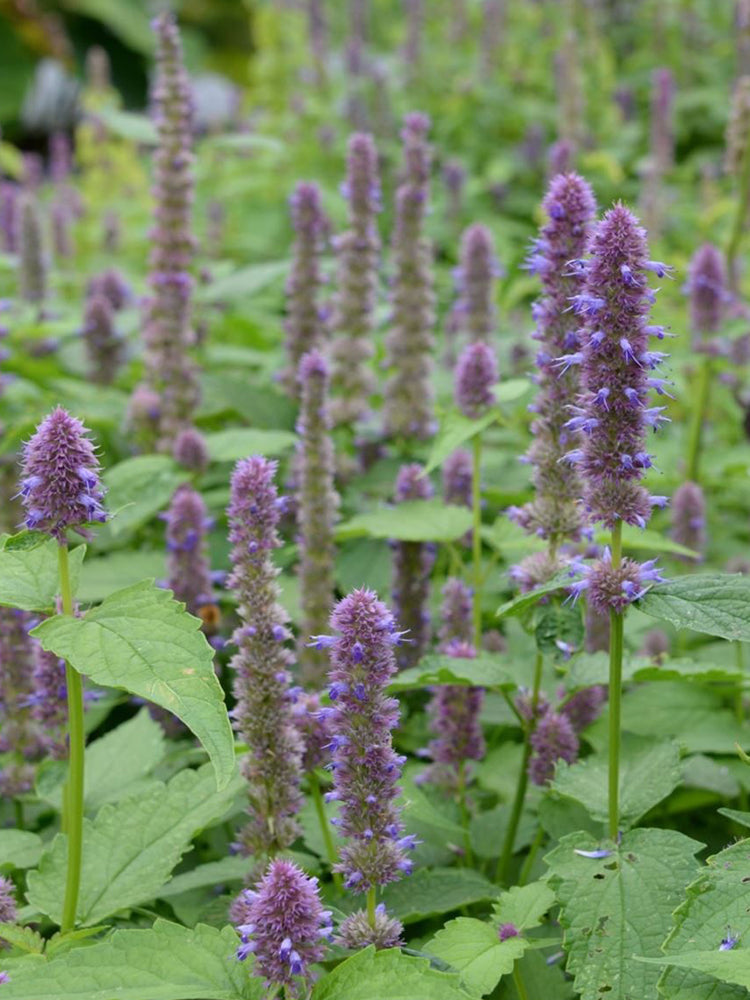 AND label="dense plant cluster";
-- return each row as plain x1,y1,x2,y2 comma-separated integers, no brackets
1,4,750,1000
